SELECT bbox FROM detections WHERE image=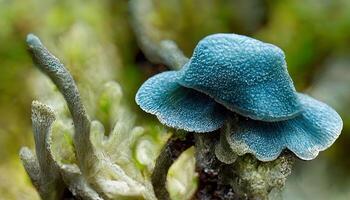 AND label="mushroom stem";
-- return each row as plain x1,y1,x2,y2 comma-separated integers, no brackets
194,133,238,199
195,132,295,199
26,34,96,175
151,134,194,200
129,0,189,70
